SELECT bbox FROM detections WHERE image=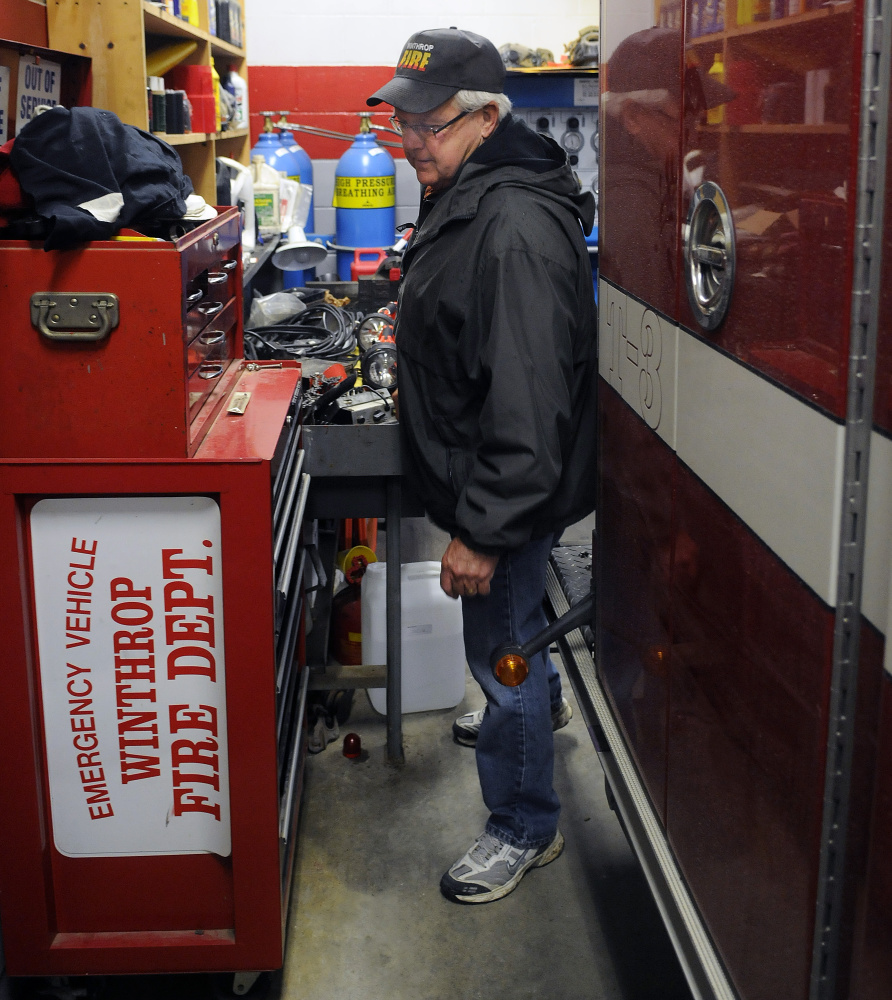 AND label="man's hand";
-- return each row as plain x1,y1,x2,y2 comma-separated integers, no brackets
440,537,499,599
